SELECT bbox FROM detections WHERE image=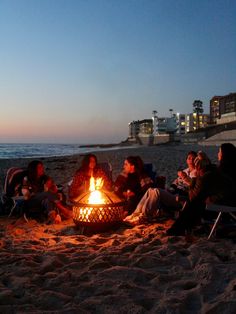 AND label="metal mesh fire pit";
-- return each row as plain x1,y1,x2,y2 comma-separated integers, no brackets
72,189,126,232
